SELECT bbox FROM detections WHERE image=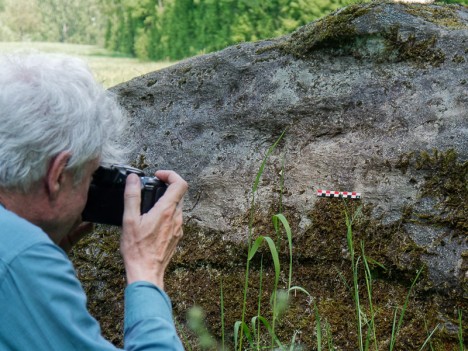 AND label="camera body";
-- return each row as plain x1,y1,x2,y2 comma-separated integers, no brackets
81,165,167,226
